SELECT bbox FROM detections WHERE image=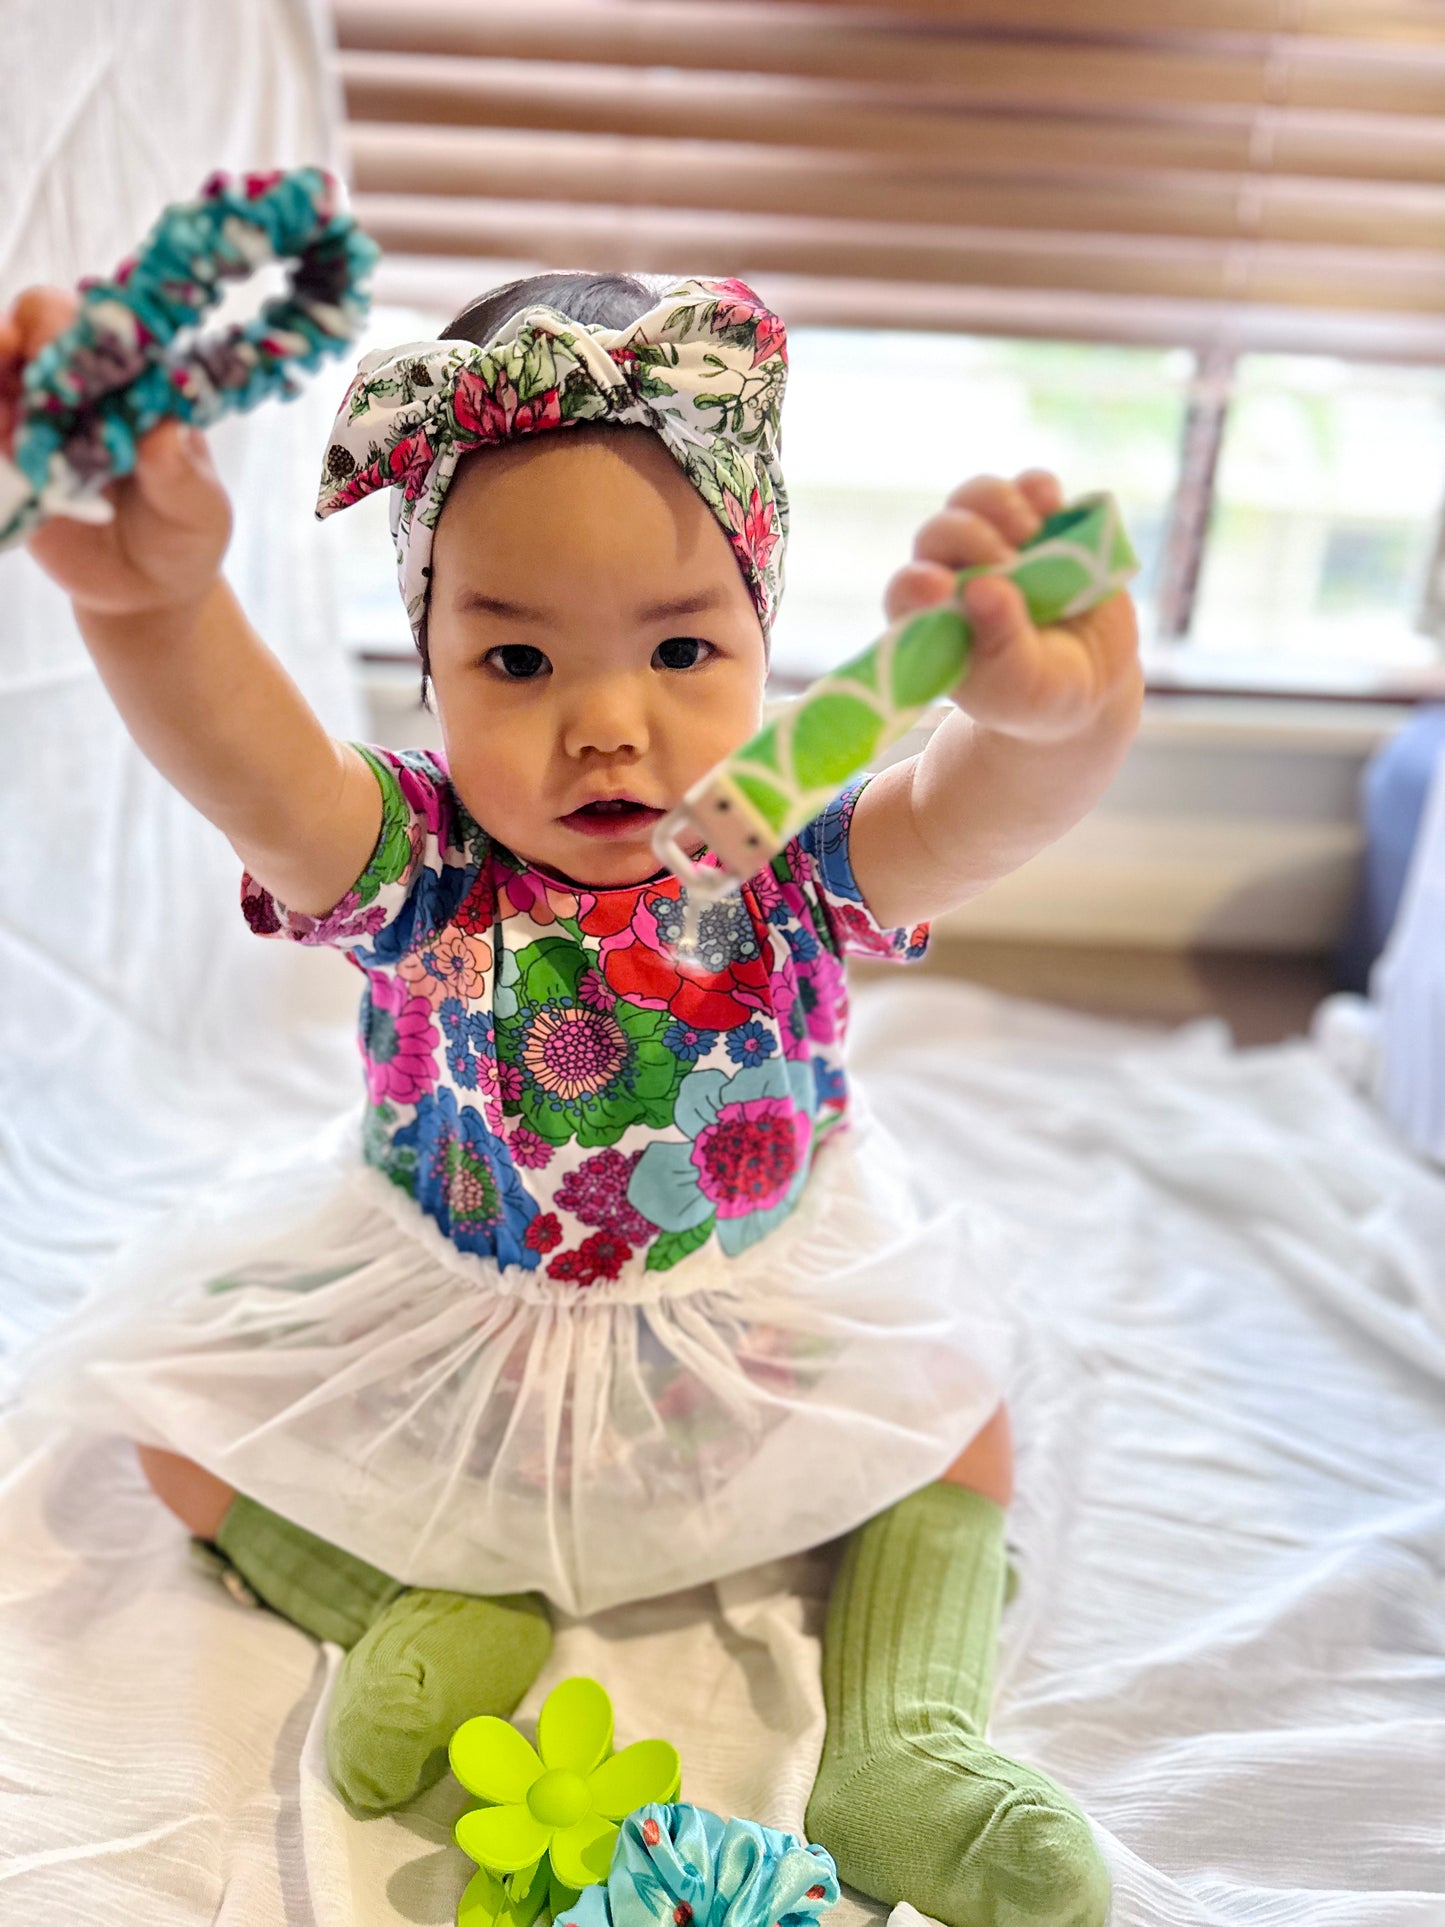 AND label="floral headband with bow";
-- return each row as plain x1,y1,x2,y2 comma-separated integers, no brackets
314,275,789,647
